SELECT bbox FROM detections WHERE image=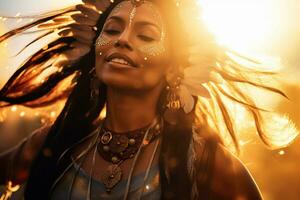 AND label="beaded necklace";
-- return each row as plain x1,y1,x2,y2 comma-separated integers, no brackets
97,118,162,193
